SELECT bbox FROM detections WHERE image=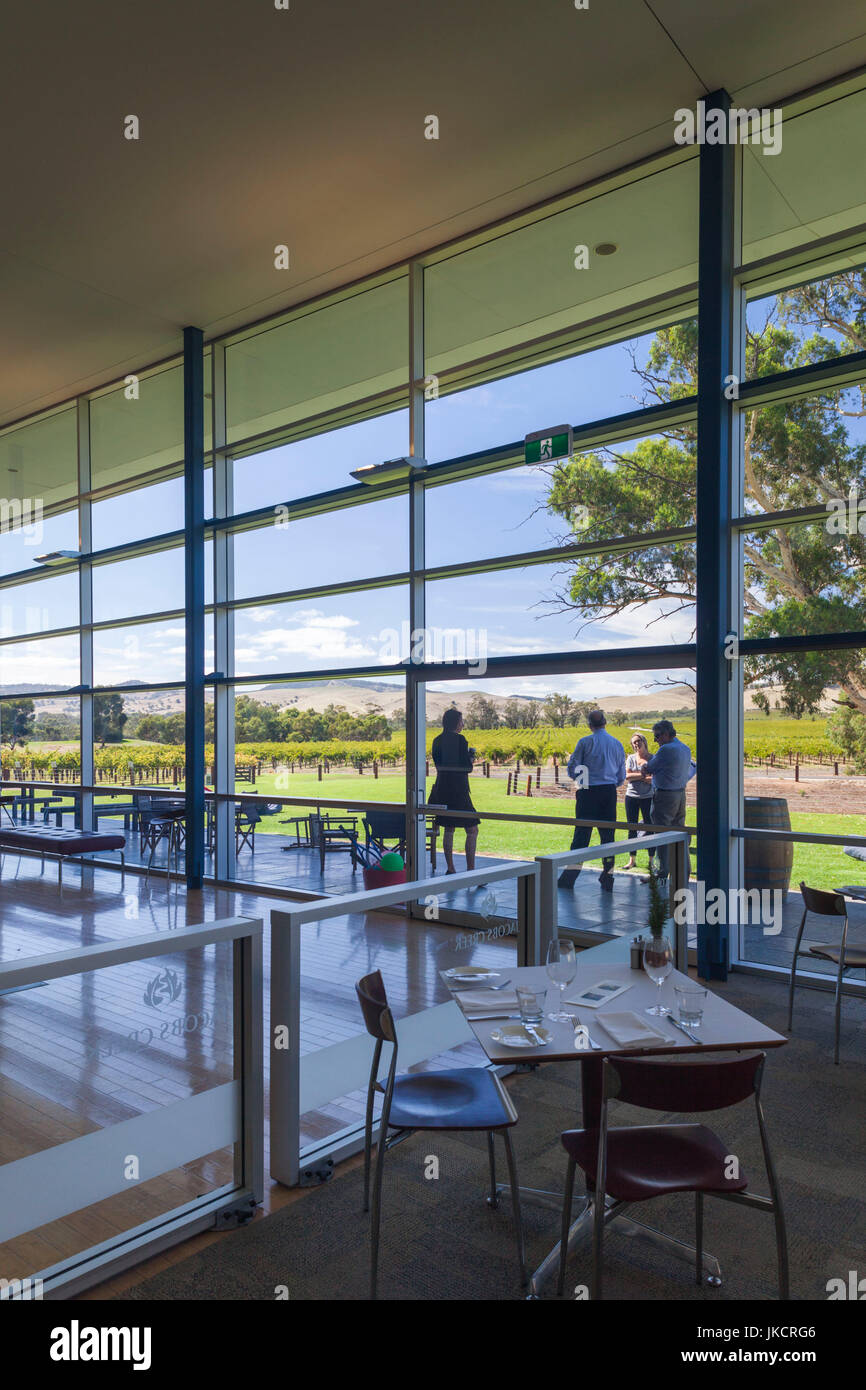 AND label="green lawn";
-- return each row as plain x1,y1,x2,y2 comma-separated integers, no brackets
22,769,863,892
247,771,866,891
